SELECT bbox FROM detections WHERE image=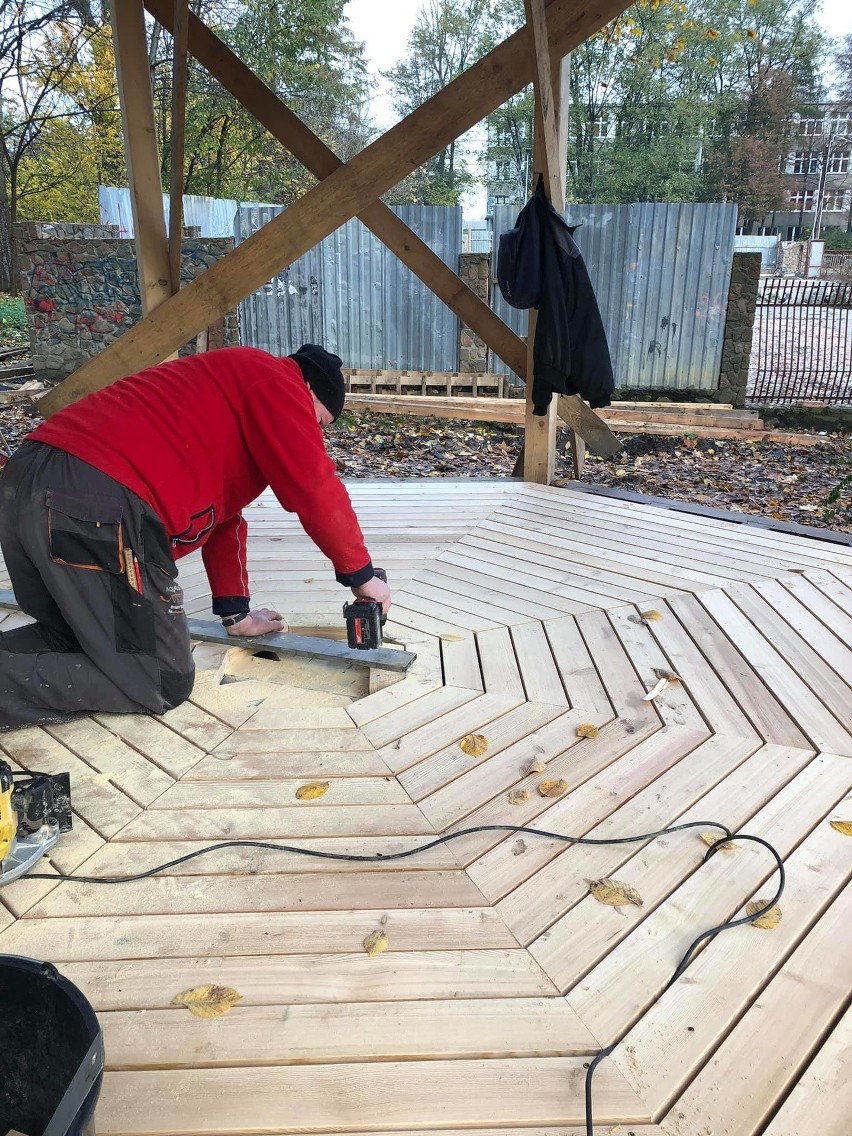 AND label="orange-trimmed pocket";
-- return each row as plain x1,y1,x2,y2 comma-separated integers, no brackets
46,489,125,572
